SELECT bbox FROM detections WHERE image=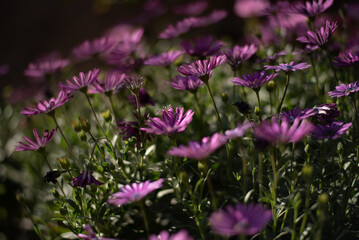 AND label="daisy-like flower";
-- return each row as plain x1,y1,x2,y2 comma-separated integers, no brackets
78,224,119,240
177,55,226,82
159,17,198,39
297,20,338,47
72,170,104,188
328,81,359,98
254,118,314,145
89,71,126,95
225,122,252,140
209,203,272,237
167,133,227,160
313,103,340,122
16,128,57,151
141,107,194,136
173,0,208,16
289,0,333,18
149,230,194,240
59,69,99,93
72,37,116,60
333,51,359,67
107,179,164,206
278,107,315,122
180,36,224,58
144,50,183,66
123,75,144,94
232,71,278,90
127,88,155,107
312,121,352,139
194,10,227,27
21,91,73,116
169,75,204,92
264,61,311,73
223,44,257,69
